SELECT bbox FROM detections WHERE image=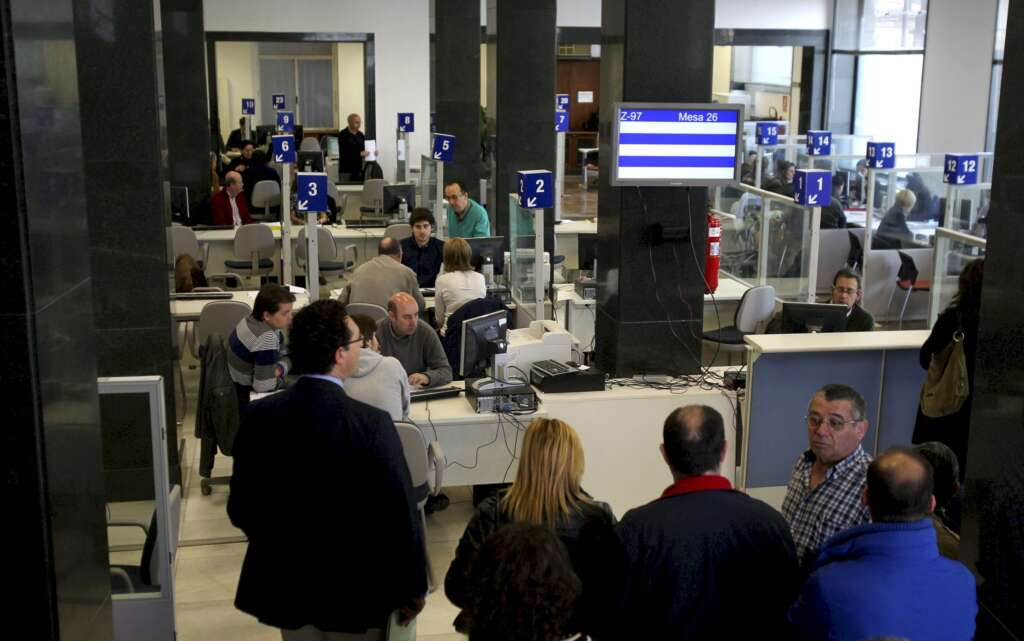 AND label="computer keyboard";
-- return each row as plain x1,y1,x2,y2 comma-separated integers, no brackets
420,287,435,296
170,292,233,300
410,385,461,402
532,359,573,376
